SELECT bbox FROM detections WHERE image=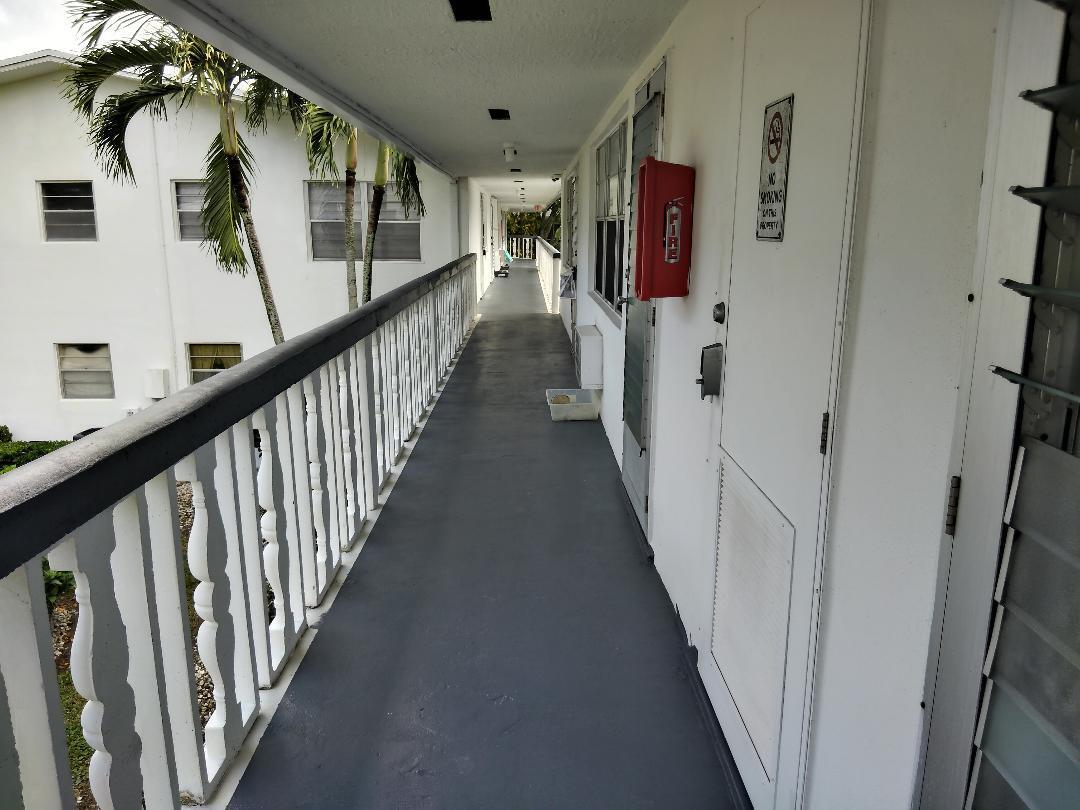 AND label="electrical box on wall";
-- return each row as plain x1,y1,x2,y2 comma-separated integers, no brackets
144,368,170,400
634,156,696,301
574,324,603,389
